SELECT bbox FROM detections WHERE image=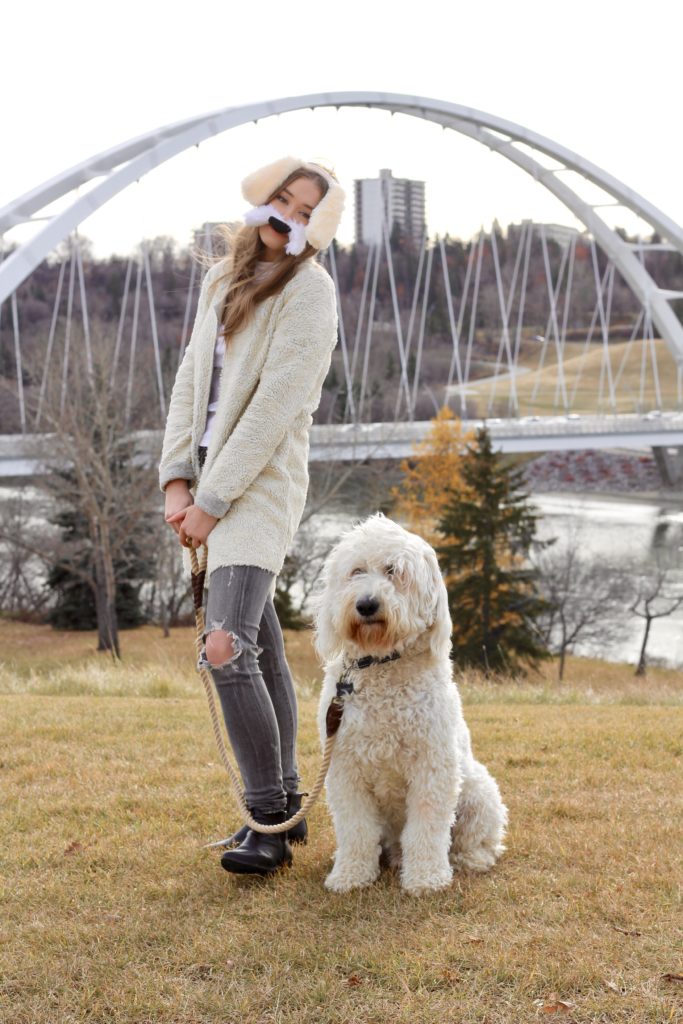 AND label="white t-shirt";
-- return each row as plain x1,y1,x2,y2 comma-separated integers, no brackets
199,260,274,448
